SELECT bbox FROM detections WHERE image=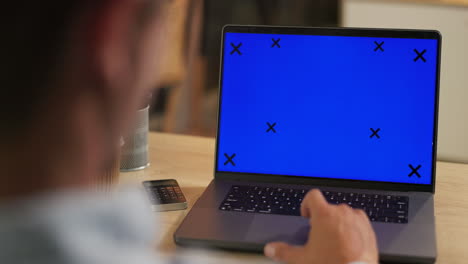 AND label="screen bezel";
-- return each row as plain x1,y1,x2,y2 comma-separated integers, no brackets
214,25,441,193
